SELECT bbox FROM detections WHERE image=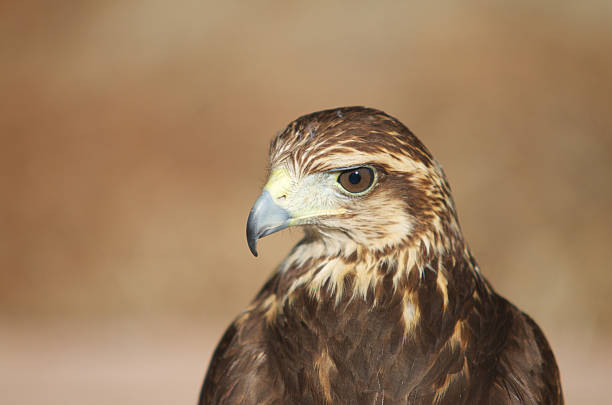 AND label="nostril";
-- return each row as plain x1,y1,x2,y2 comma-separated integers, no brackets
278,195,287,201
